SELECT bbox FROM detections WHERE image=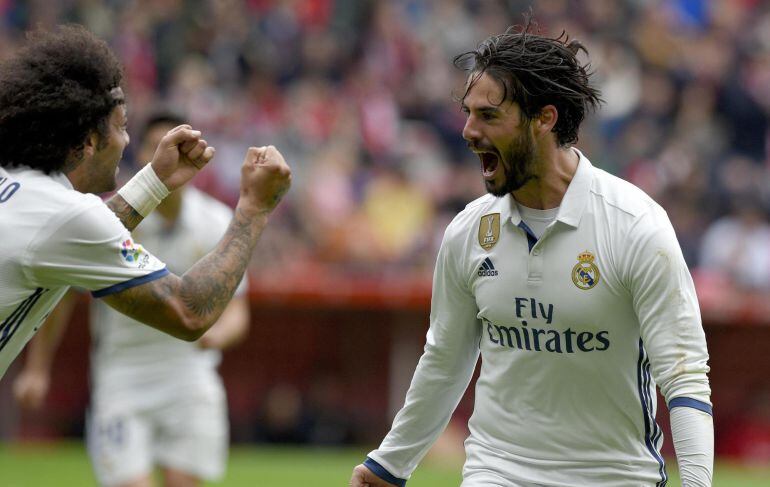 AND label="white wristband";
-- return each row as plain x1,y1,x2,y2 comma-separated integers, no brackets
117,163,170,217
